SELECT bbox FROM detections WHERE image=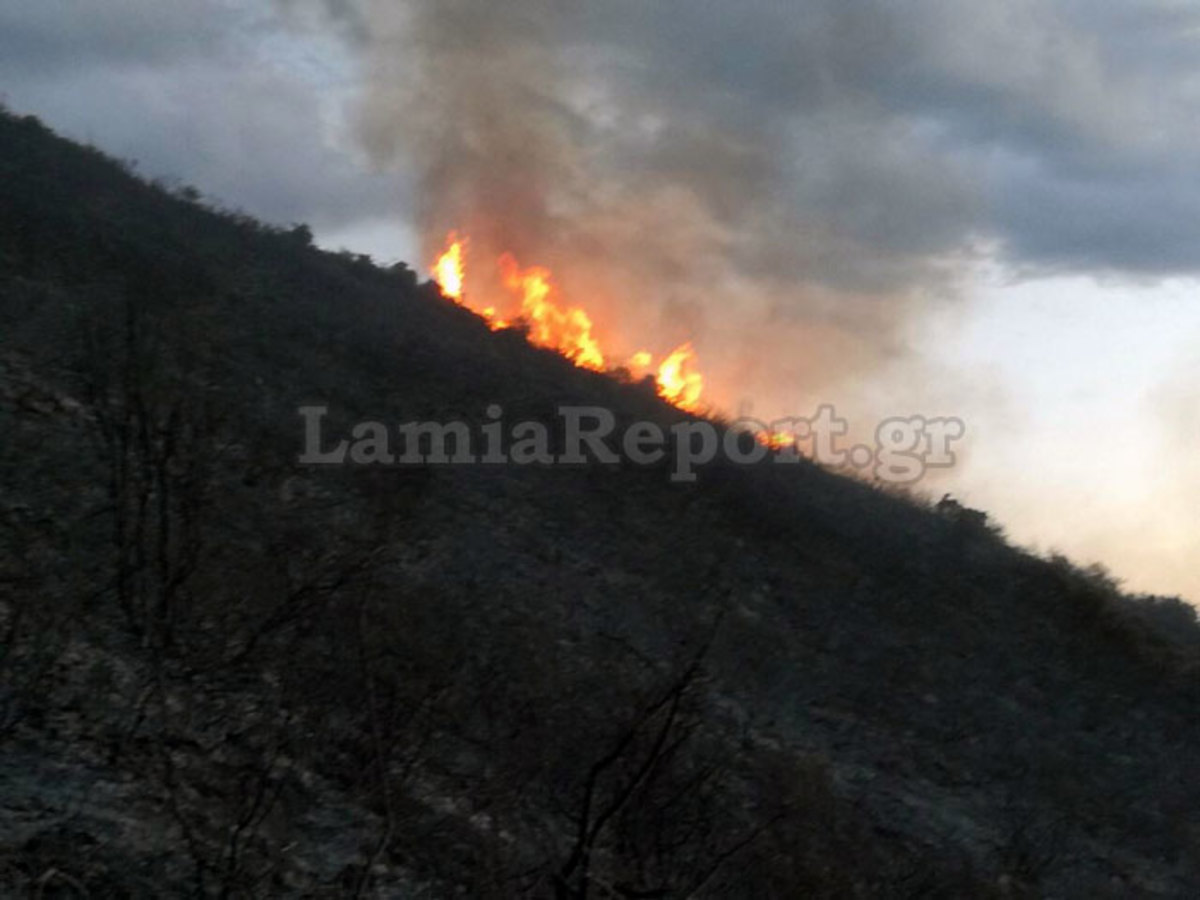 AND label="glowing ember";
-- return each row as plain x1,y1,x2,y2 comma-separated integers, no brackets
655,343,704,413
480,306,509,329
629,350,653,370
430,230,707,412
